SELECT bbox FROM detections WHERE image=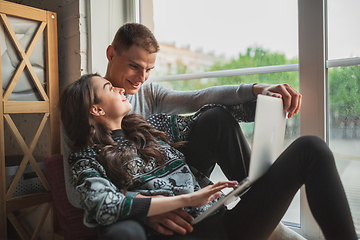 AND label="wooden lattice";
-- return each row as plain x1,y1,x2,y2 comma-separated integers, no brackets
0,1,60,239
